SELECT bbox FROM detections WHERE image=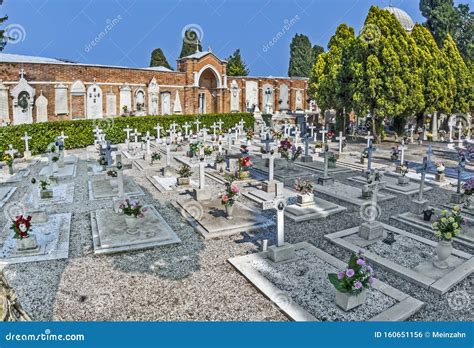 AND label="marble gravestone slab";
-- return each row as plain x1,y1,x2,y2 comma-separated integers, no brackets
295,159,353,175
0,213,71,265
392,210,474,250
336,155,389,171
349,174,432,196
0,168,30,184
90,206,181,254
88,176,144,200
315,181,395,206
252,157,316,181
242,185,296,206
148,175,199,192
38,163,77,180
122,149,145,160
285,197,347,222
0,186,17,208
325,224,474,295
229,242,424,321
174,199,273,240
25,183,75,206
